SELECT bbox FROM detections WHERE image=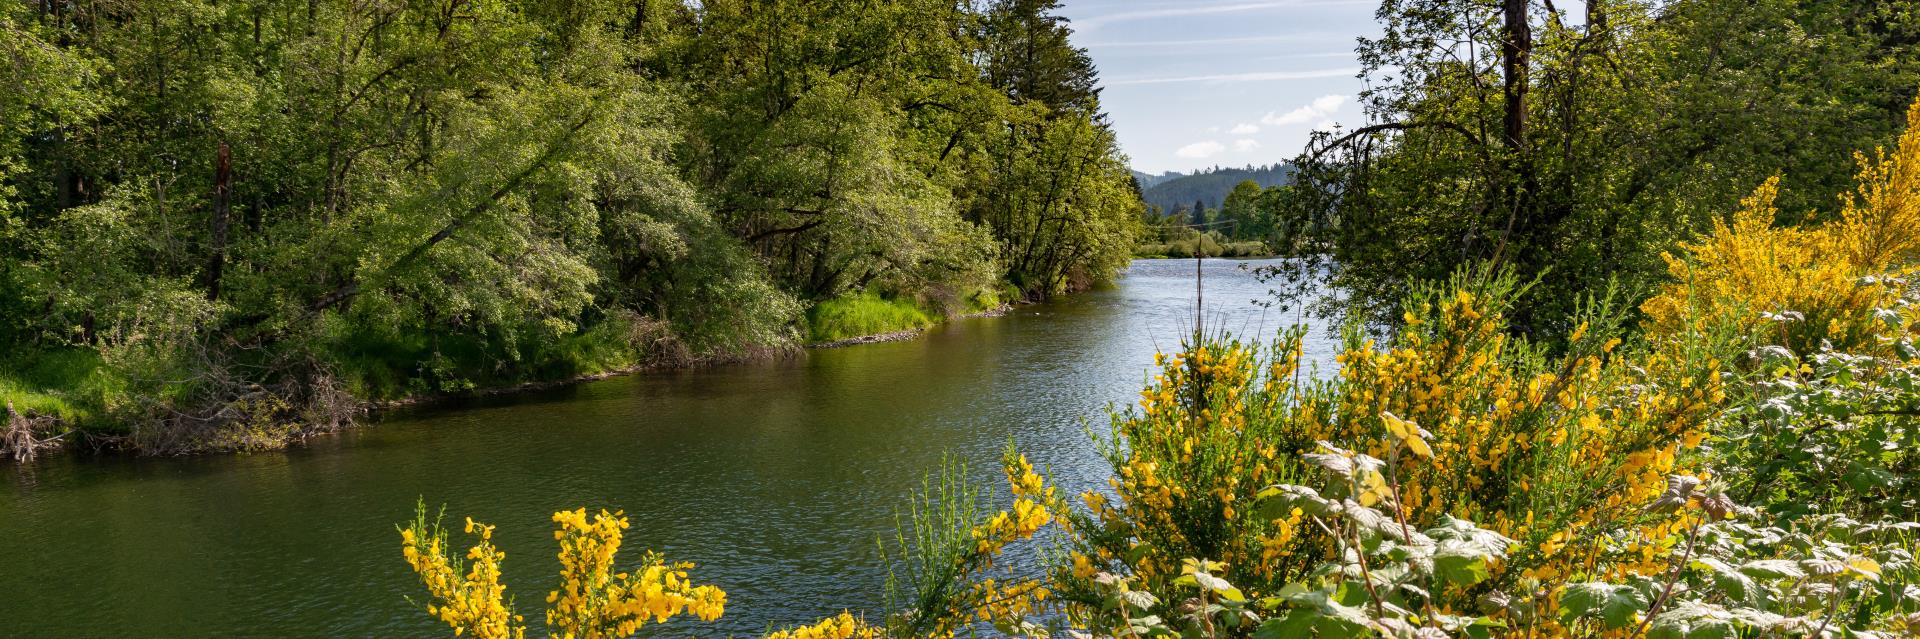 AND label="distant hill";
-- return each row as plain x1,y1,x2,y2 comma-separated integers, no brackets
1130,170,1185,190
1138,164,1291,214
